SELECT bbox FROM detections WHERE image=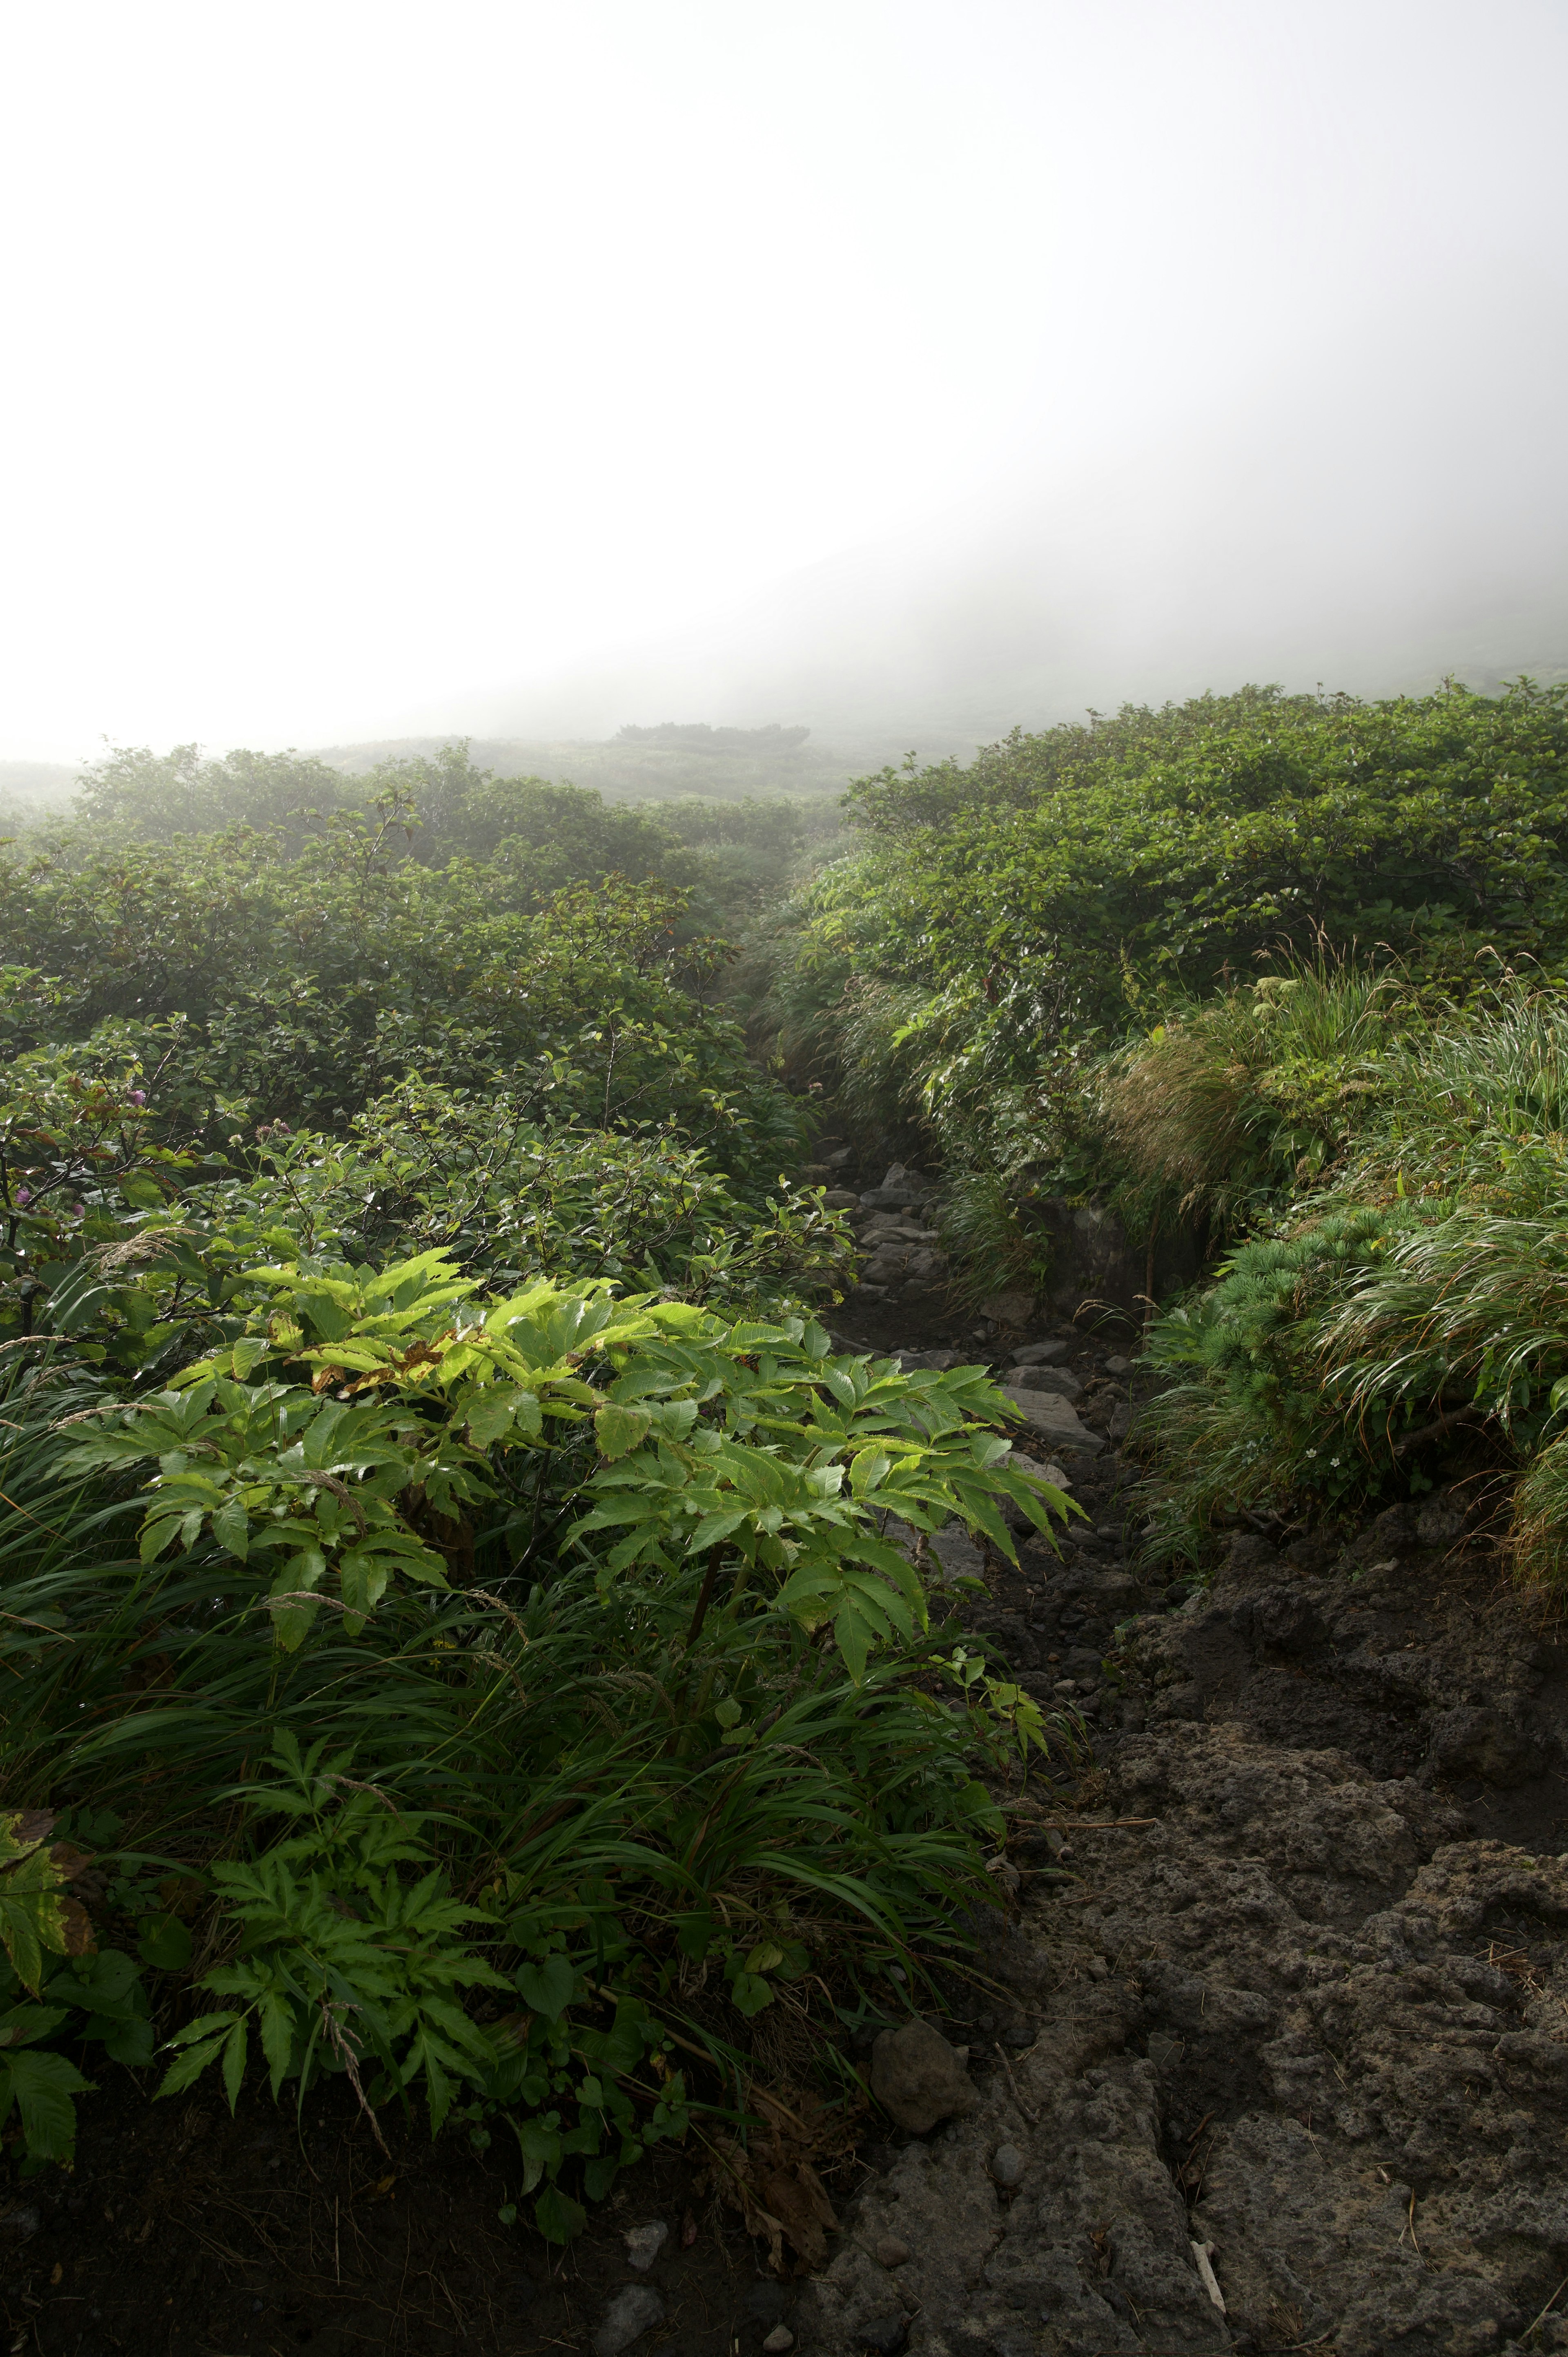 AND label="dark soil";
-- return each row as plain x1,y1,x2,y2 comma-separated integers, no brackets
0,2069,802,2357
